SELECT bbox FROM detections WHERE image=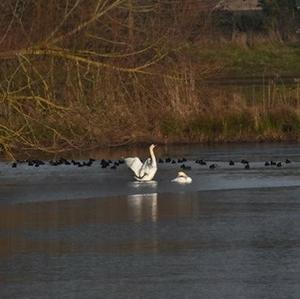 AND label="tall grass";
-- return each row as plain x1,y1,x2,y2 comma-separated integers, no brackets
1,49,300,158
